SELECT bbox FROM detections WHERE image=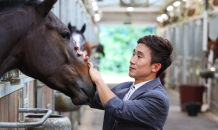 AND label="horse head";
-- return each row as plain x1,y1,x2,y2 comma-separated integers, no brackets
68,23,86,51
0,0,95,105
96,44,105,57
207,37,218,66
